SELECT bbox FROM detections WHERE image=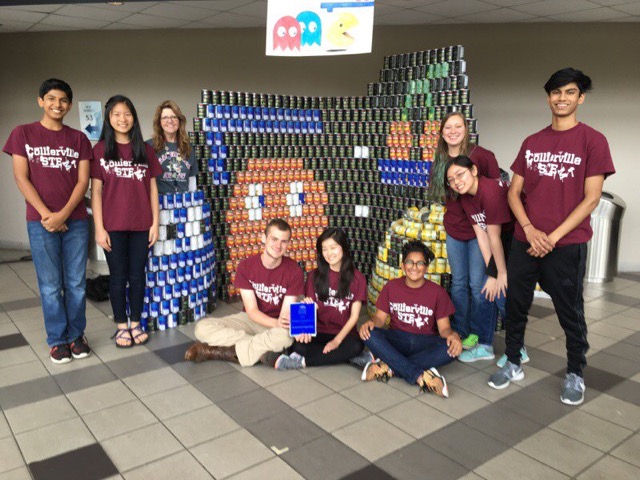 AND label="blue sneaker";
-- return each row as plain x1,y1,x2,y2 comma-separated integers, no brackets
458,344,495,363
488,361,524,390
496,347,530,368
349,349,375,369
561,373,585,405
